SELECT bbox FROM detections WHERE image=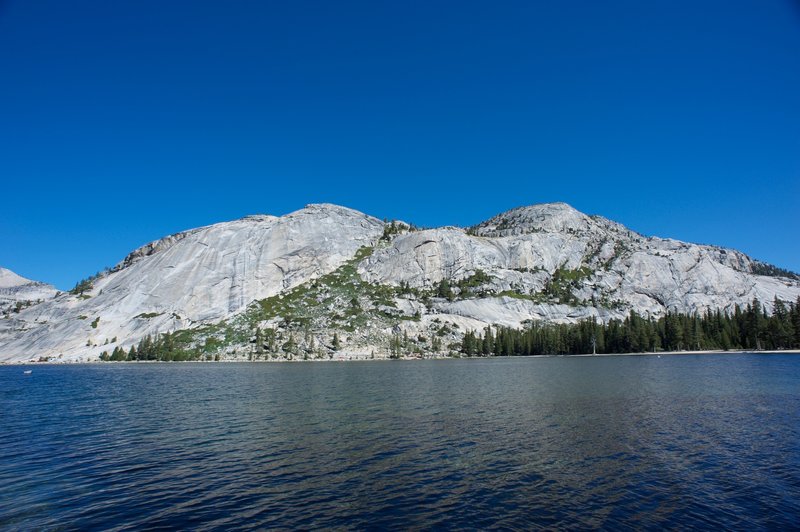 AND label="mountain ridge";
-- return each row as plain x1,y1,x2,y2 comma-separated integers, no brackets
2,202,798,363
0,267,58,315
